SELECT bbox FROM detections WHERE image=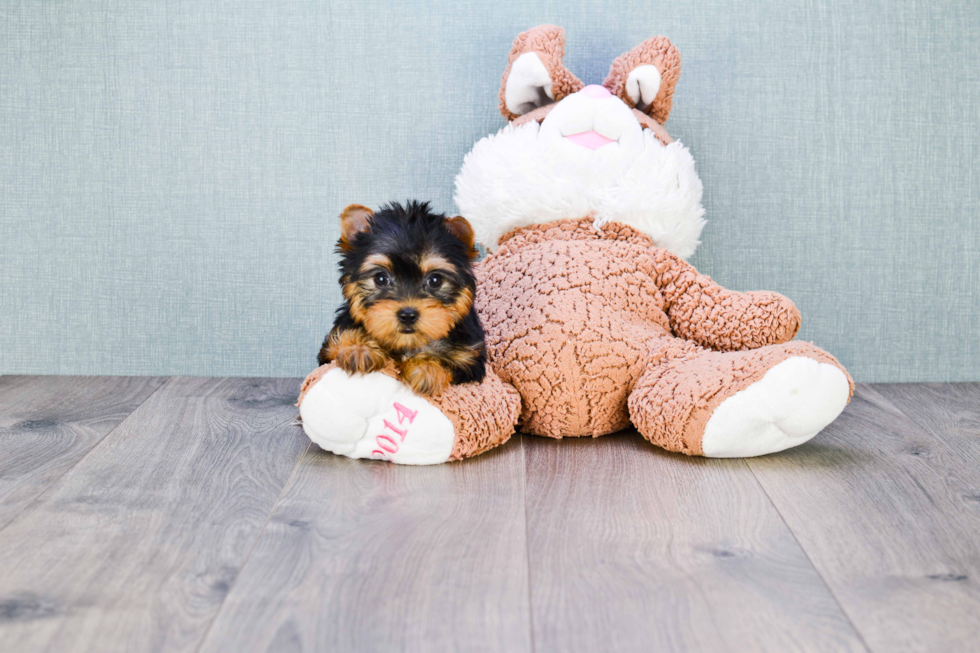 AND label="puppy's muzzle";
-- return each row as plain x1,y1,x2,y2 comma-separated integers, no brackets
397,307,420,327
